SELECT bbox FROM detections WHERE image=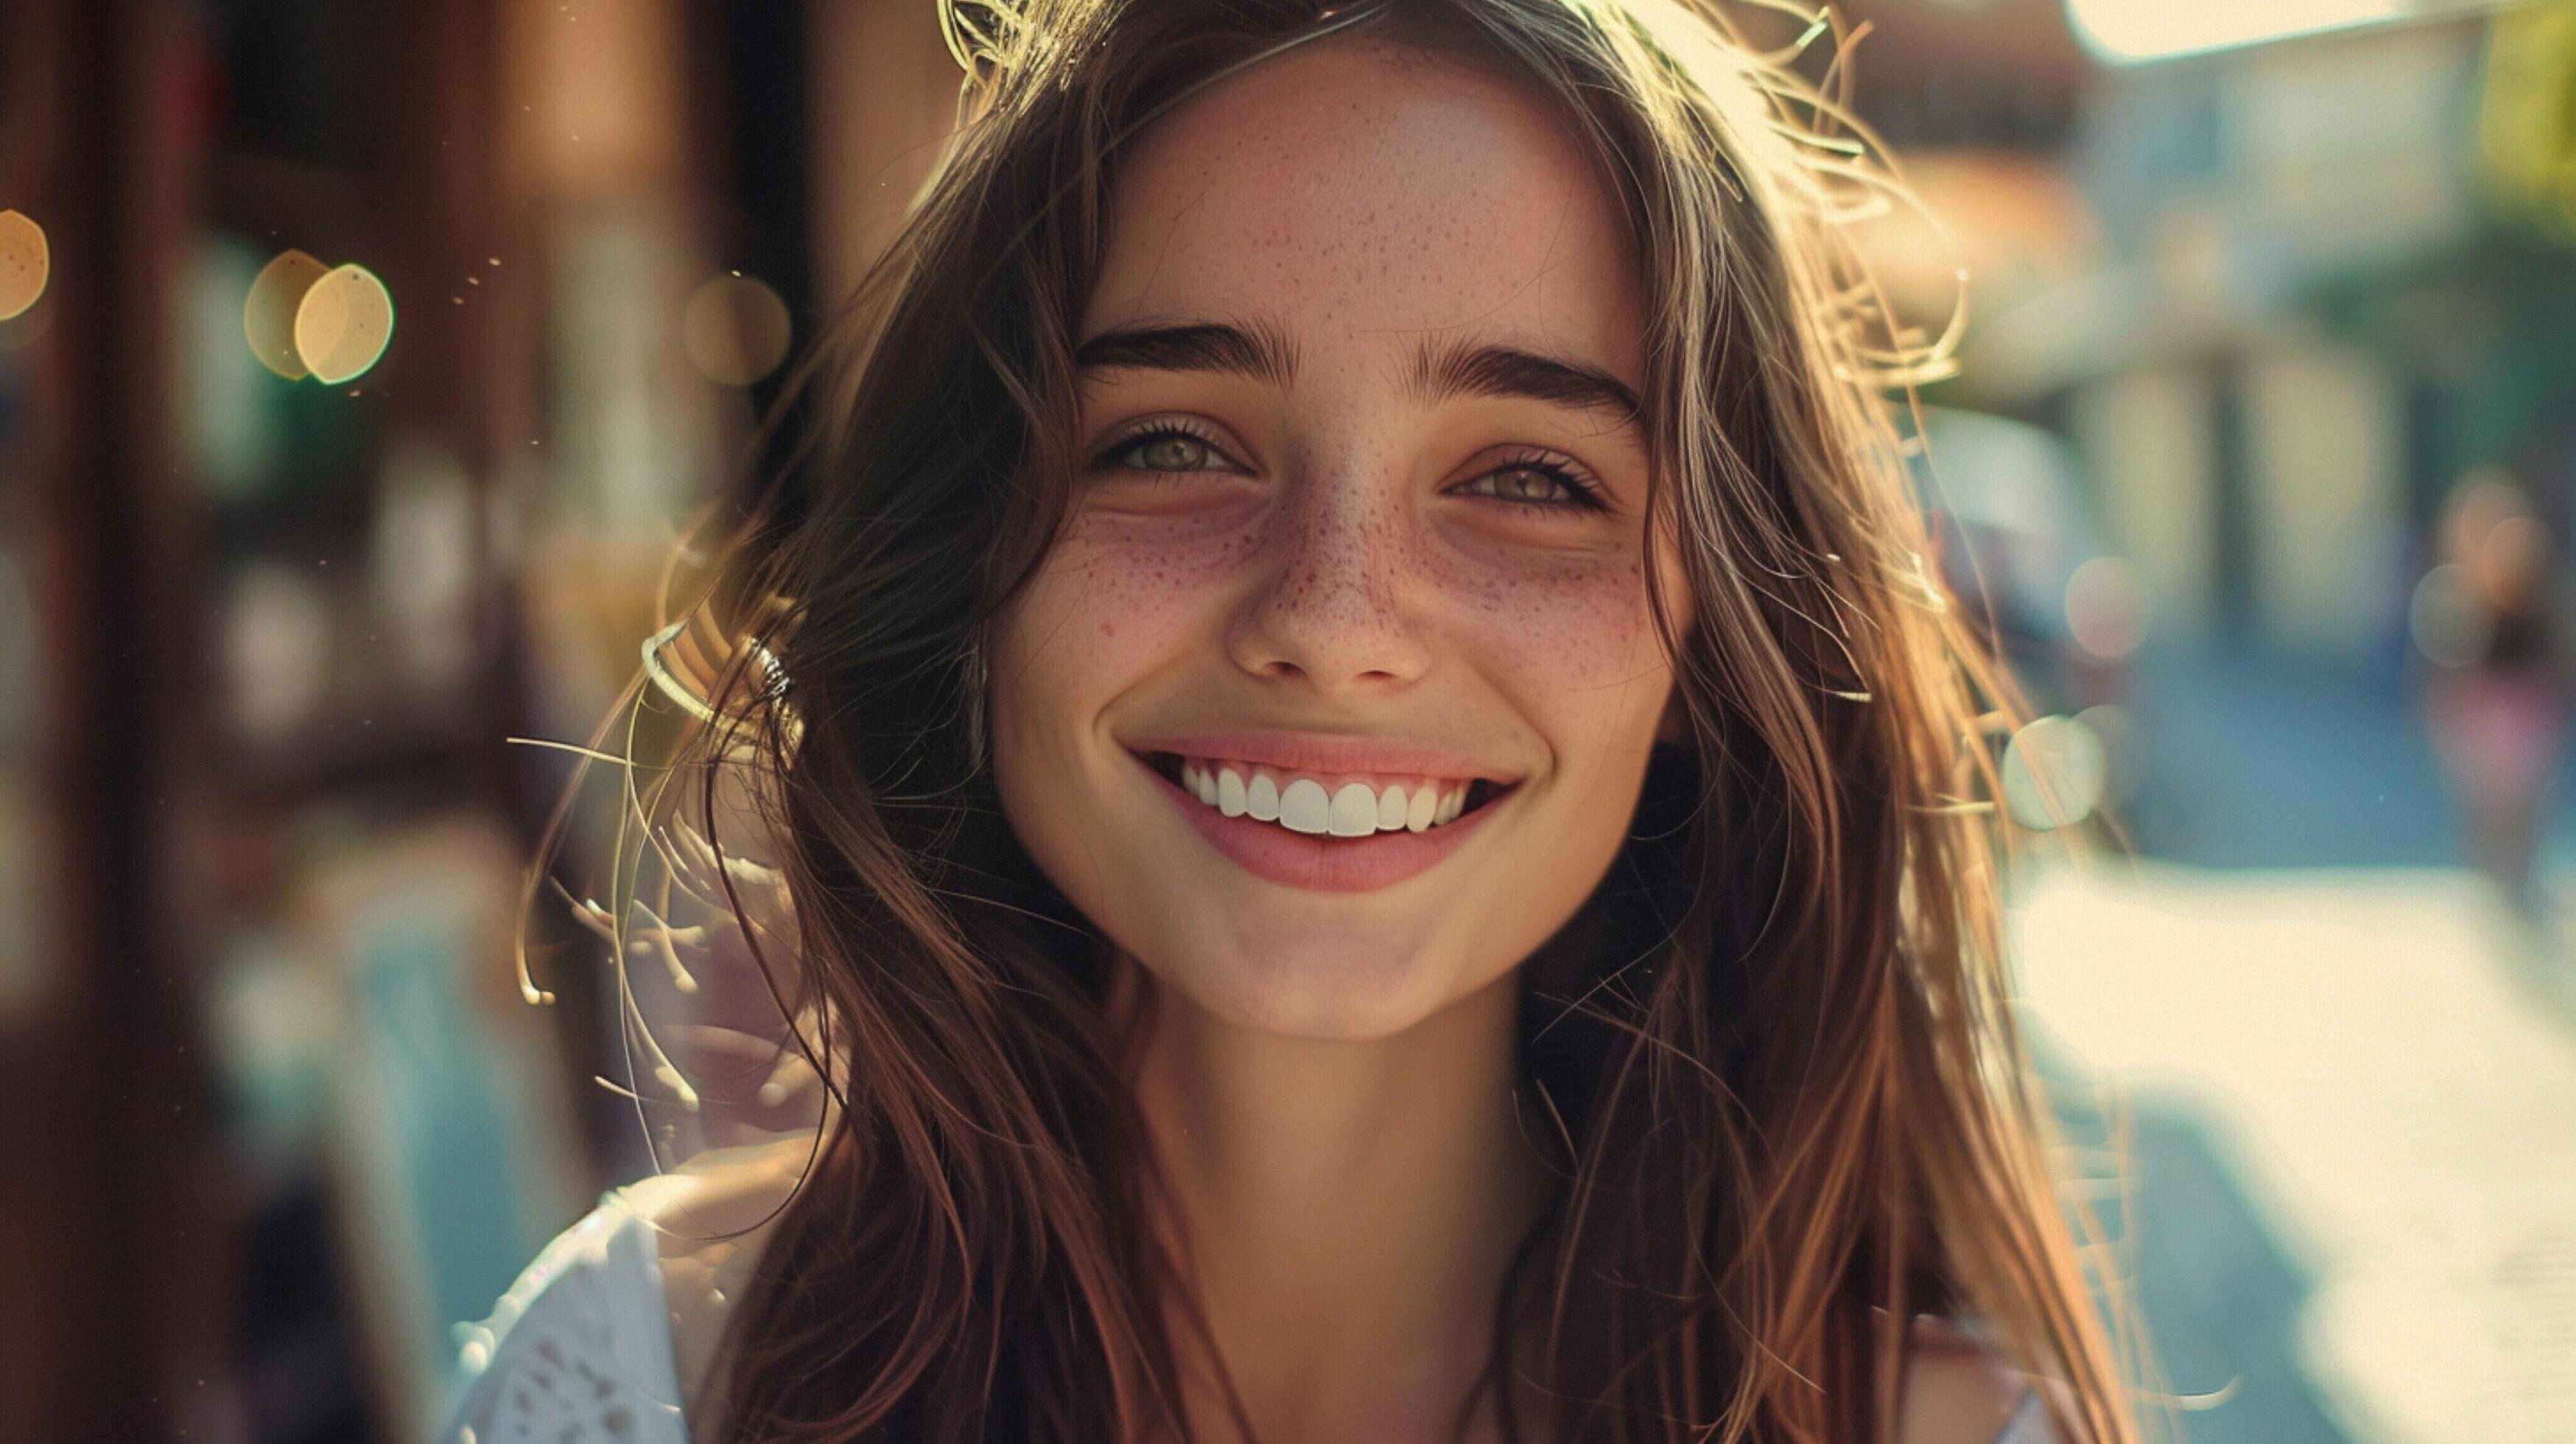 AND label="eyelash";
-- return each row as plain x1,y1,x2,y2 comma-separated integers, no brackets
1092,422,1610,516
